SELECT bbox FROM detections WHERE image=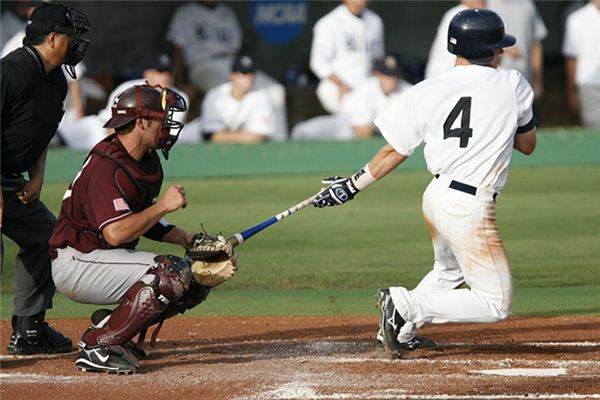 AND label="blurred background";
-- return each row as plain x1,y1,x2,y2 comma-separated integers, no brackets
0,0,587,130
